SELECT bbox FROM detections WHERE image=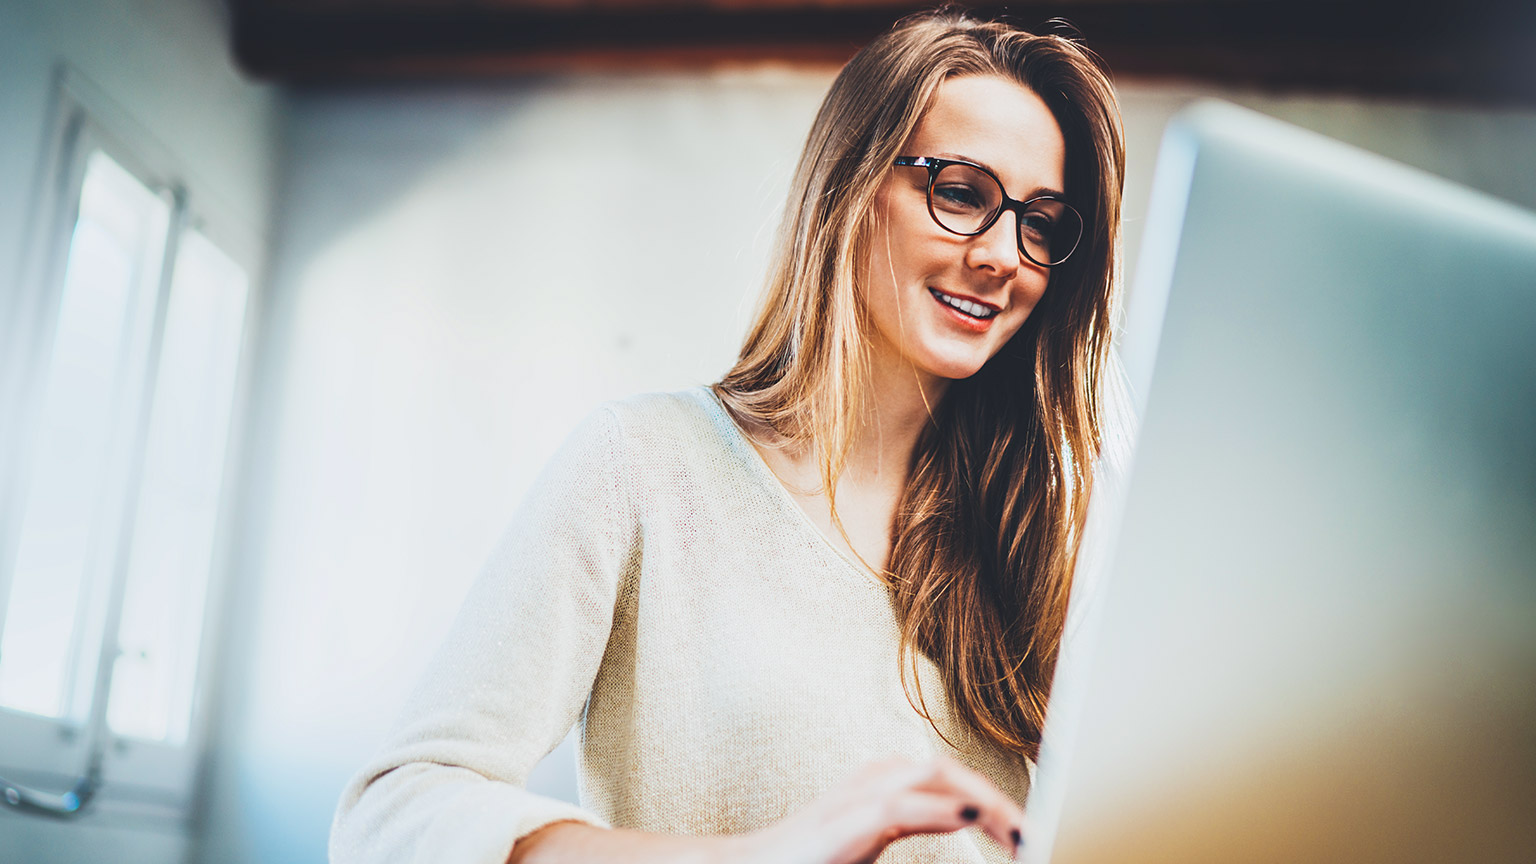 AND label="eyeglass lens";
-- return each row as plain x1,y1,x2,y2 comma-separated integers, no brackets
929,162,1082,266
